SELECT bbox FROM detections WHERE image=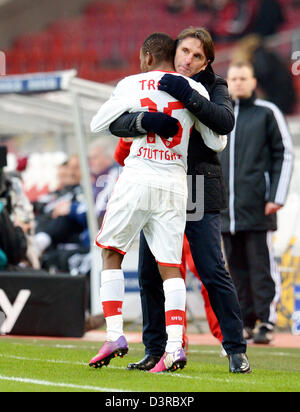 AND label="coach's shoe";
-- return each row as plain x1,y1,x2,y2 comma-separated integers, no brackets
149,349,187,373
127,355,161,371
253,324,274,344
229,353,252,374
89,336,128,369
